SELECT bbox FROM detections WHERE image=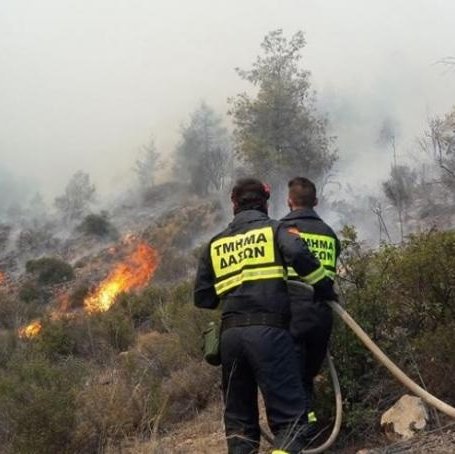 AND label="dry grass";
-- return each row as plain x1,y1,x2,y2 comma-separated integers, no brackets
107,396,278,454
